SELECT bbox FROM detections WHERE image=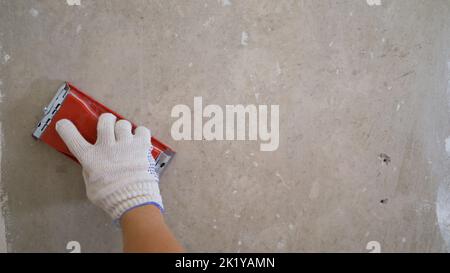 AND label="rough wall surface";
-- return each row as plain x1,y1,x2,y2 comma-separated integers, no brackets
0,0,450,252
